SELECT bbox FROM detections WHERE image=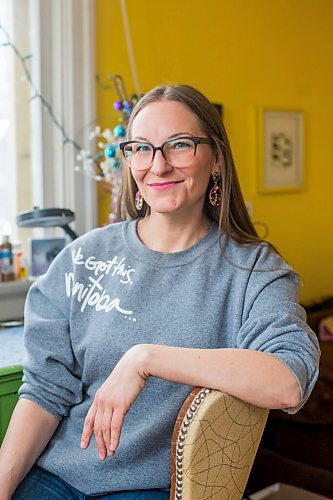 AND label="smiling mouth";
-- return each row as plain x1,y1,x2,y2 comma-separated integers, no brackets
148,181,184,191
